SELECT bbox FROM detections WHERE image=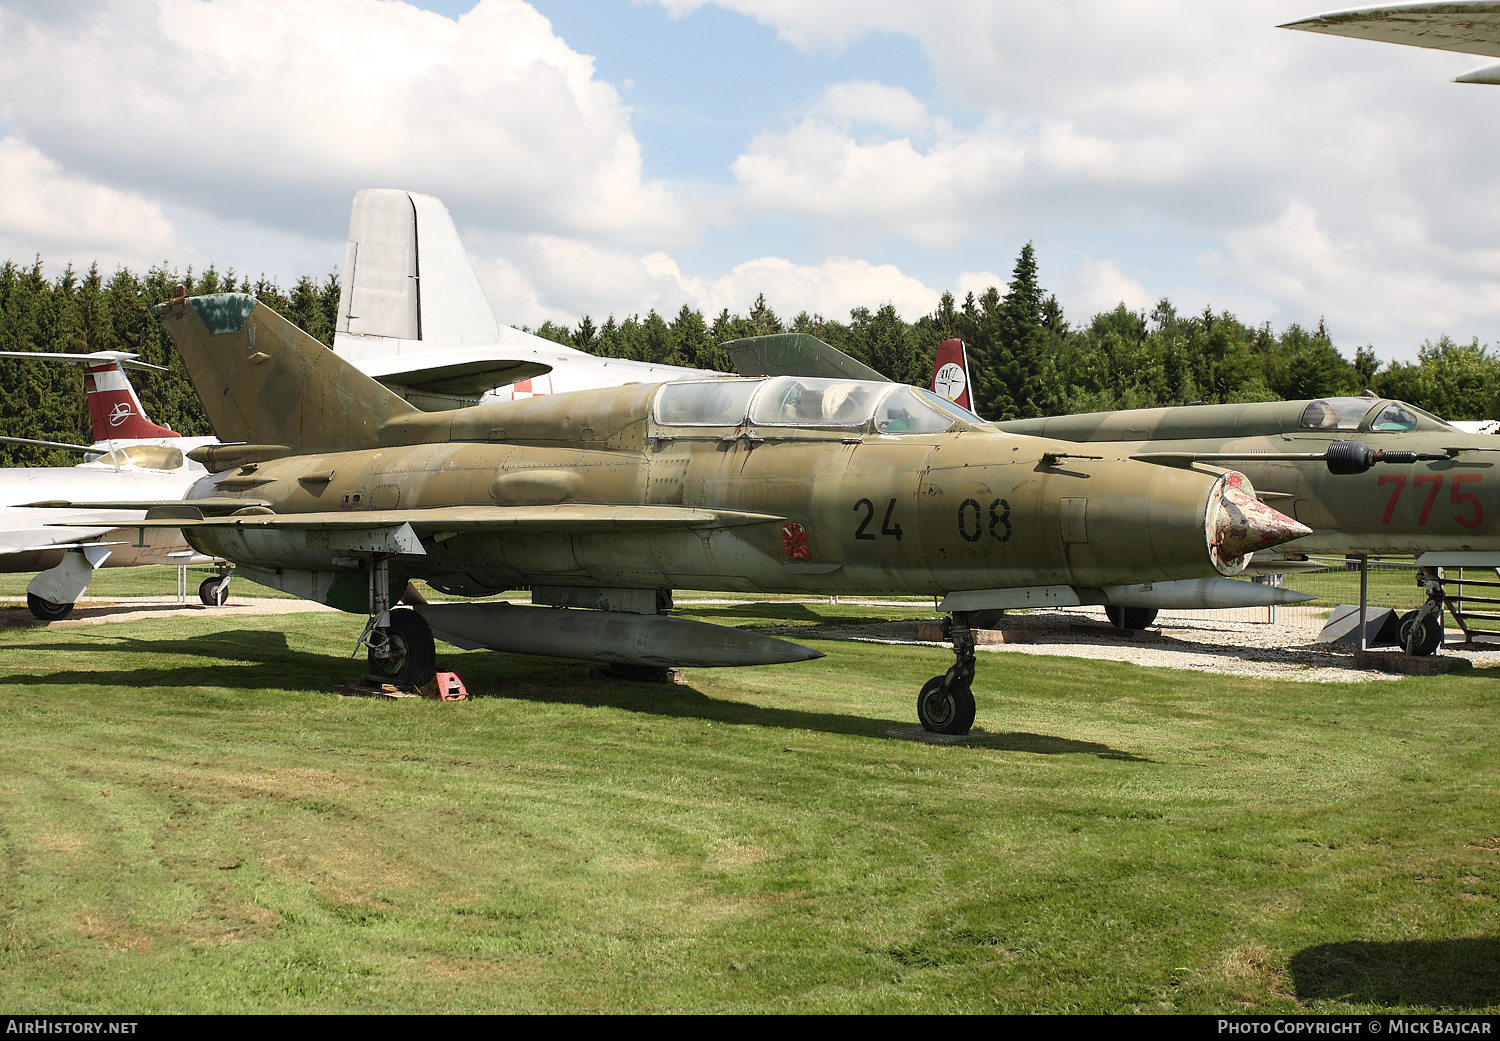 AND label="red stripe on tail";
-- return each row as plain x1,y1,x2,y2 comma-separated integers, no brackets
83,363,179,441
931,338,973,412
